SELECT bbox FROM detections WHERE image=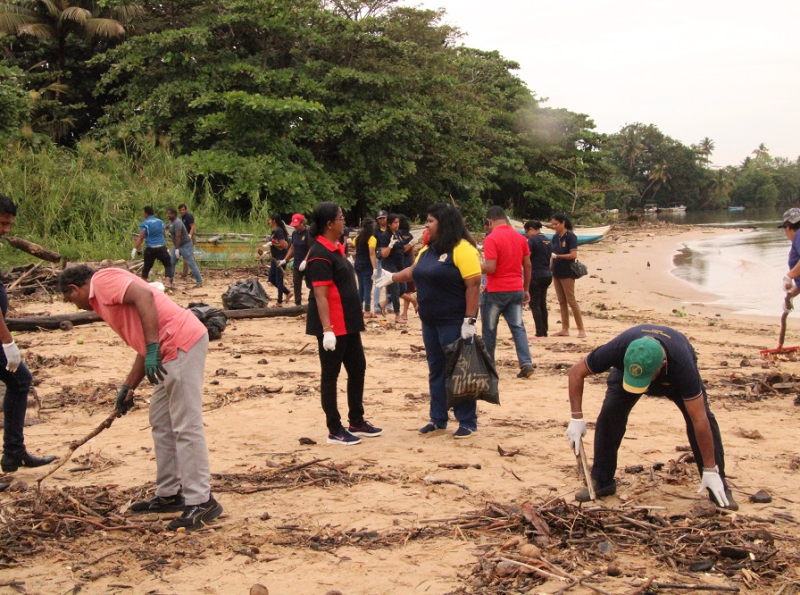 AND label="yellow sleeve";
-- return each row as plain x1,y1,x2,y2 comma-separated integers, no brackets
368,236,377,249
452,240,481,279
415,244,428,264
